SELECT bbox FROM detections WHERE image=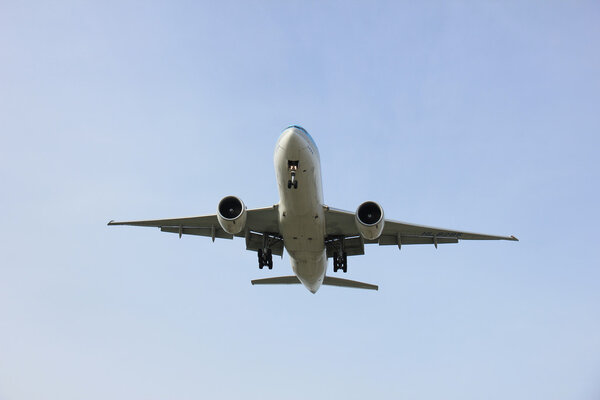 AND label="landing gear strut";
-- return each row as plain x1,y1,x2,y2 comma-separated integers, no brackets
333,252,347,273
287,173,298,189
287,160,299,189
258,248,273,270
